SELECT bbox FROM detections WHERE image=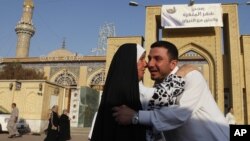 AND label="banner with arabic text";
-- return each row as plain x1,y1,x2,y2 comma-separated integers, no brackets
161,4,223,28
